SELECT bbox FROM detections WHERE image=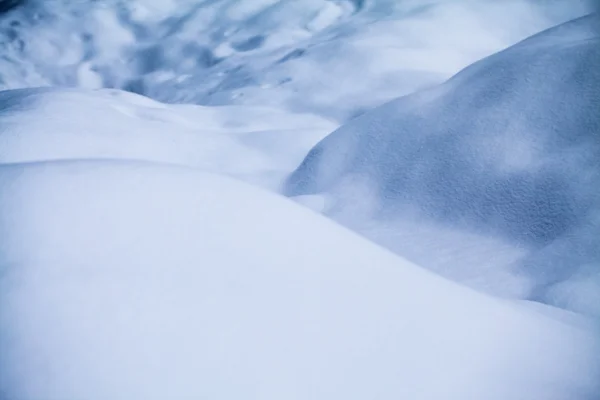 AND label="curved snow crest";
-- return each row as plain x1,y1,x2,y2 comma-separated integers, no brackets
0,87,335,188
285,13,600,314
0,0,592,120
0,159,599,399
